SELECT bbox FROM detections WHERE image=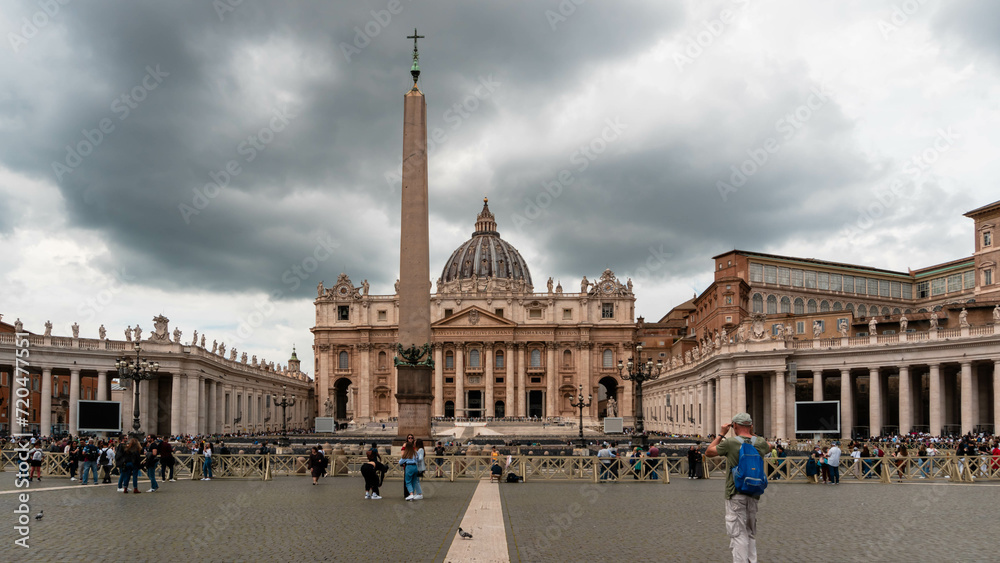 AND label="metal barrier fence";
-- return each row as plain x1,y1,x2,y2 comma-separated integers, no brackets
2,449,993,484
